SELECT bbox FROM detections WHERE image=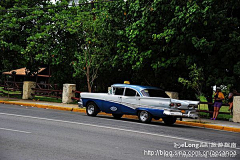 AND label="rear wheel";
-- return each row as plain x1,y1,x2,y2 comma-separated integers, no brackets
162,117,176,125
138,110,152,123
86,102,99,116
112,114,123,119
